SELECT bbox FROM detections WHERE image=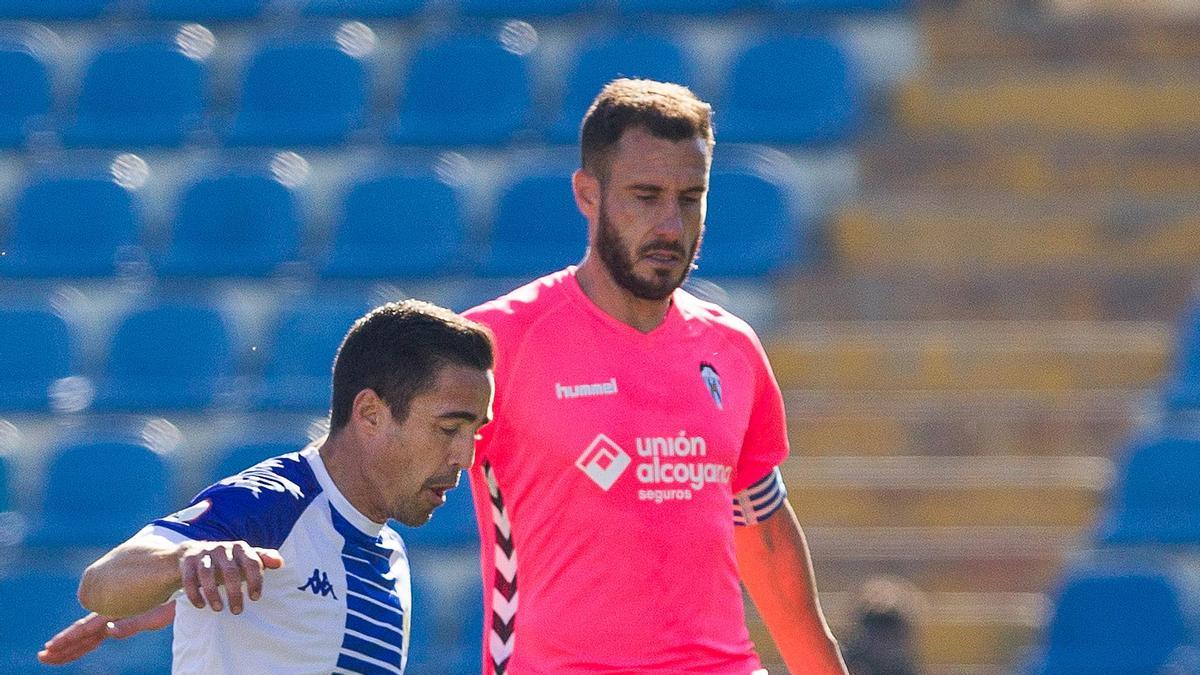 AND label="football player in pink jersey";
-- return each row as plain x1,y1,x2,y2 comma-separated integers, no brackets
460,79,846,674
